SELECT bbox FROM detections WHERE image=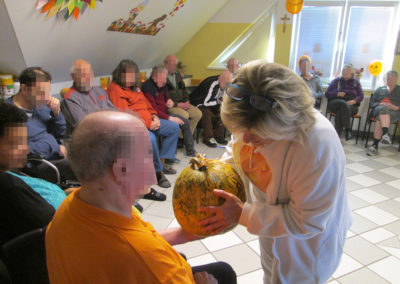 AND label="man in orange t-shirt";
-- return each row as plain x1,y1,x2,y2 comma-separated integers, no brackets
45,110,236,284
